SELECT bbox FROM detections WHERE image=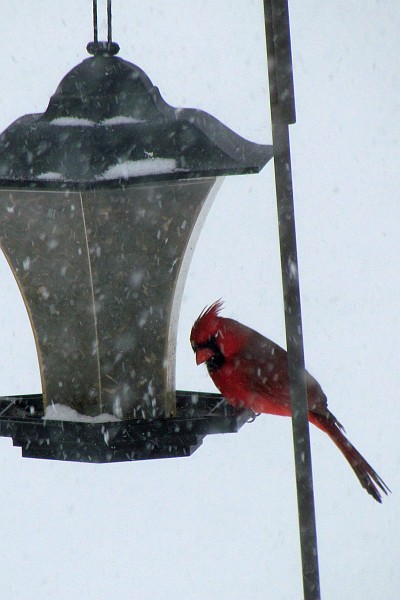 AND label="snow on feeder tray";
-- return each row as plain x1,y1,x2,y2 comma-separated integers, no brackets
0,41,273,462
